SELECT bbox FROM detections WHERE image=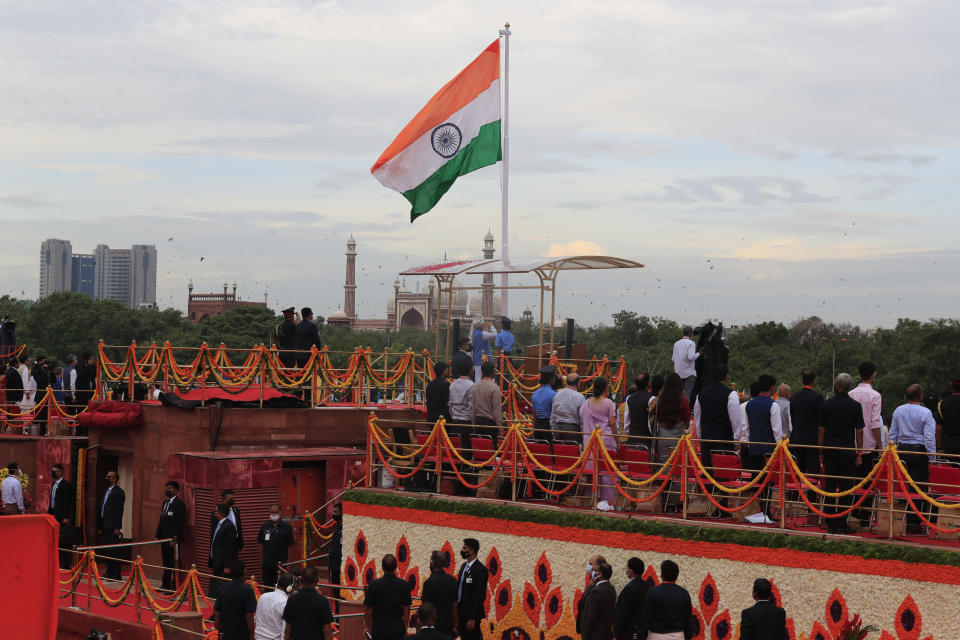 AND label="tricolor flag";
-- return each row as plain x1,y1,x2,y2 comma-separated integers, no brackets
371,40,502,222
